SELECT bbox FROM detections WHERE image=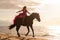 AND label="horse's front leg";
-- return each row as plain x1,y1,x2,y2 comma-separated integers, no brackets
25,26,30,36
30,25,34,37
16,25,21,37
